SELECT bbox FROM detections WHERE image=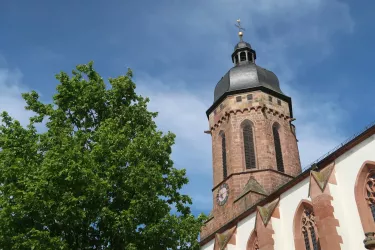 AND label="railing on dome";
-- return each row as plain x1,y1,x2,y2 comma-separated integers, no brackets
301,120,375,172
